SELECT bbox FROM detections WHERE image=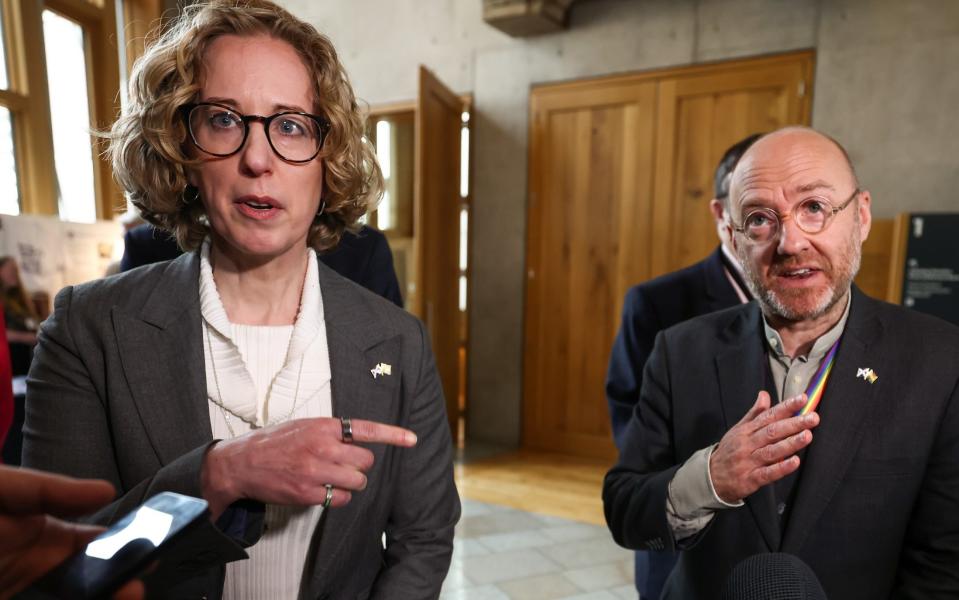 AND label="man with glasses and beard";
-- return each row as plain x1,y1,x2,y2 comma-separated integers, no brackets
603,127,959,599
